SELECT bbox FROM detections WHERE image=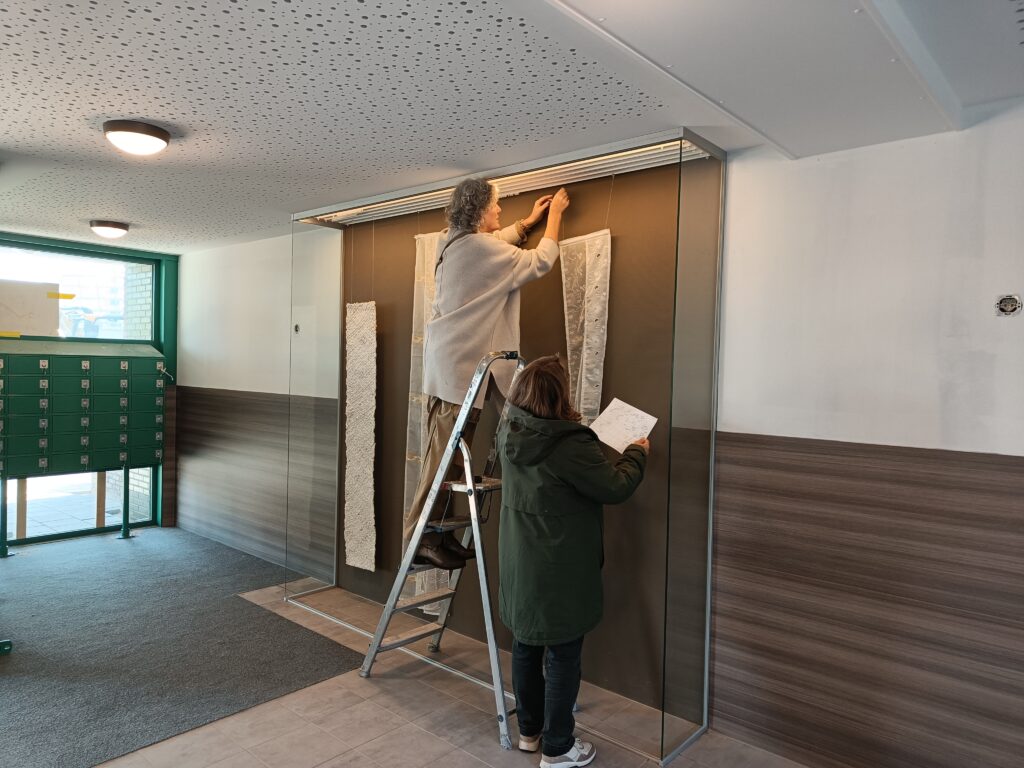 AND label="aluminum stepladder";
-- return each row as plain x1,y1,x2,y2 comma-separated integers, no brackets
360,351,525,750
